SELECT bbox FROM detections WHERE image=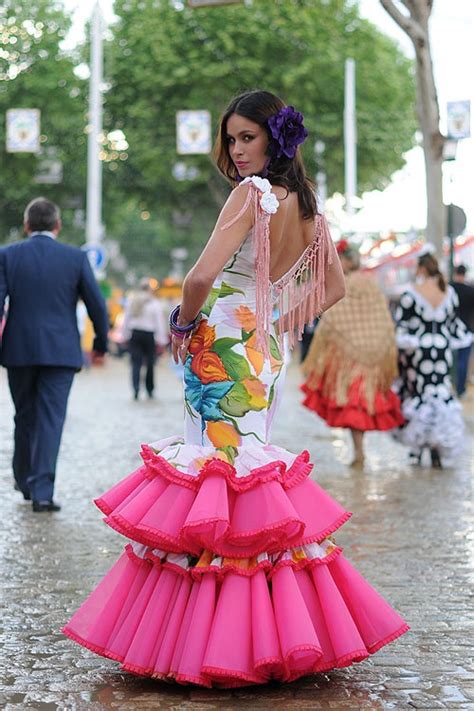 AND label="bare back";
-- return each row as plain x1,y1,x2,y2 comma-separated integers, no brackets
268,187,316,283
413,279,448,310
